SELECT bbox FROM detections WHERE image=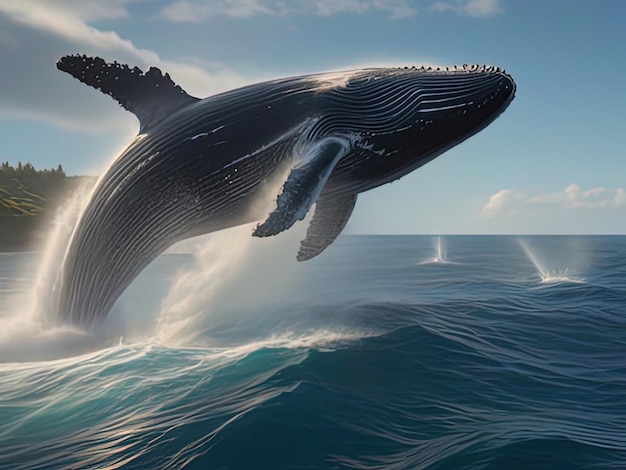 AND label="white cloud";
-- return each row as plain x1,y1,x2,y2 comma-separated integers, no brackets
311,0,417,18
0,0,247,132
0,0,132,51
156,0,508,21
429,0,502,17
479,184,625,218
159,0,274,22
478,188,523,218
158,0,418,22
